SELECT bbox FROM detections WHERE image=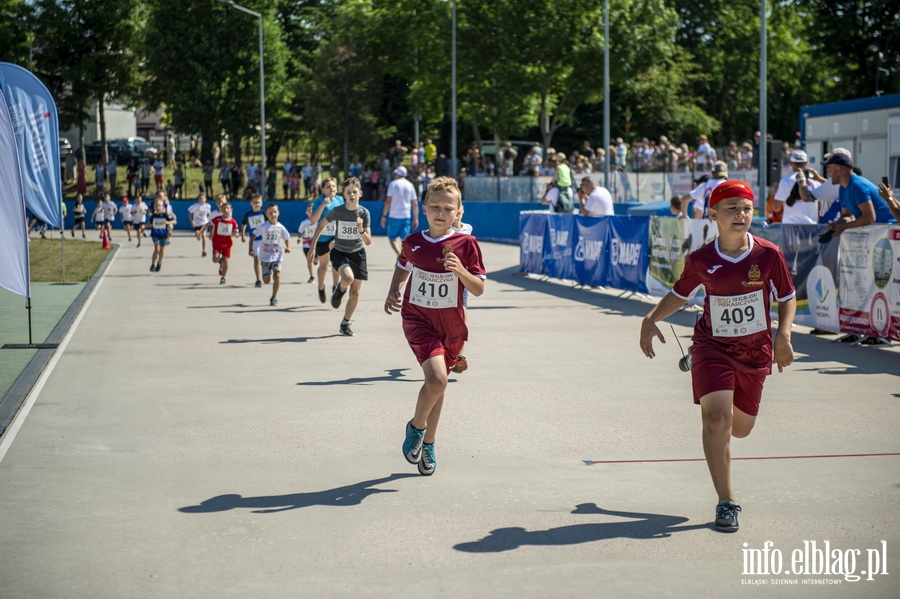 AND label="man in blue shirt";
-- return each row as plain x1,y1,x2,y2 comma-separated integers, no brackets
826,153,896,237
